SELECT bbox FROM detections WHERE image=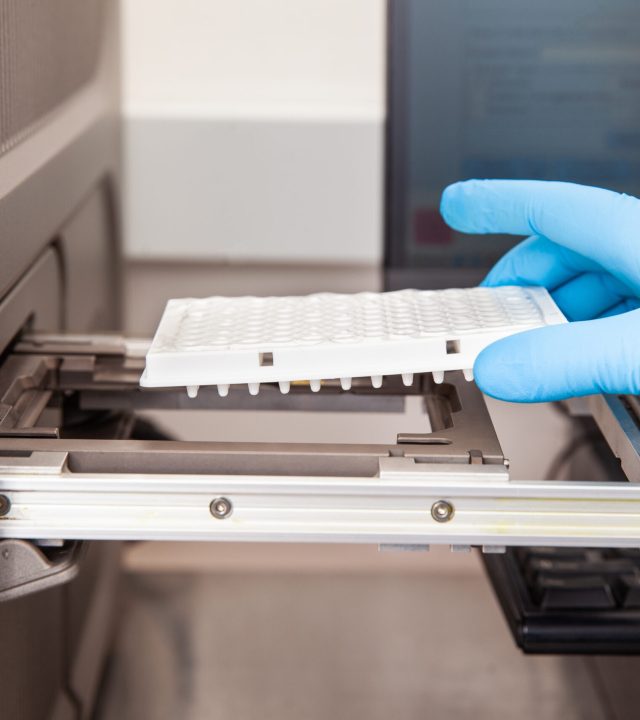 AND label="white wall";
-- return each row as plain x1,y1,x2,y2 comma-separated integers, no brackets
121,0,386,263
